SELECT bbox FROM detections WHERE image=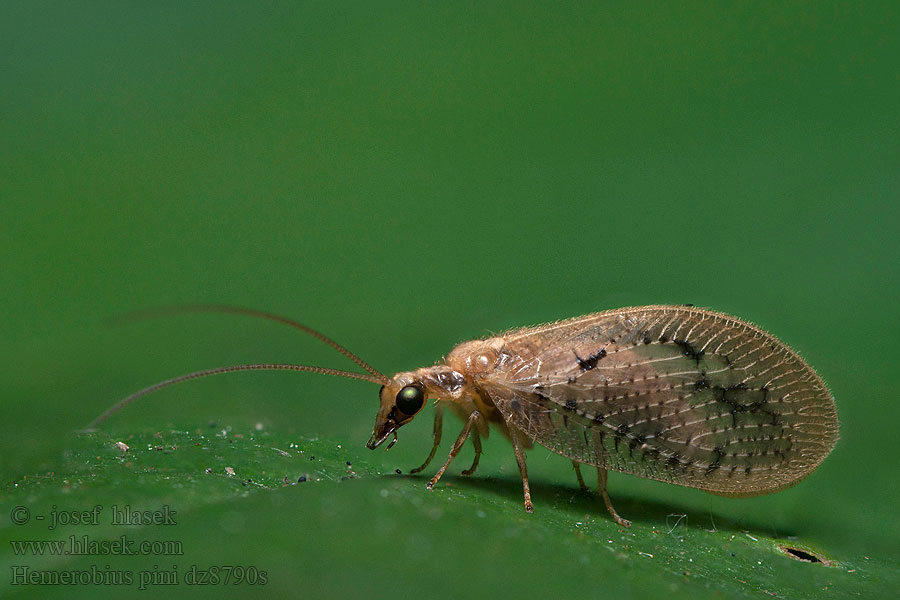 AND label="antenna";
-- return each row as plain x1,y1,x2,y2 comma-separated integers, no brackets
109,304,389,382
88,304,392,429
87,363,383,429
